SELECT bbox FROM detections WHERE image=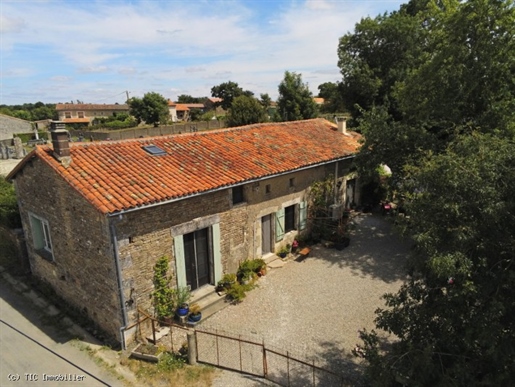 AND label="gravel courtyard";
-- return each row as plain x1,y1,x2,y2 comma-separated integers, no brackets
206,213,412,386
